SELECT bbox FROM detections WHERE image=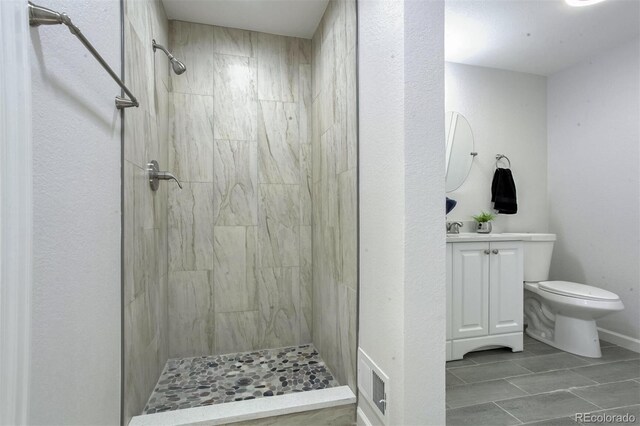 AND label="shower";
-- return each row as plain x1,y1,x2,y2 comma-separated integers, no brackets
152,39,186,75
